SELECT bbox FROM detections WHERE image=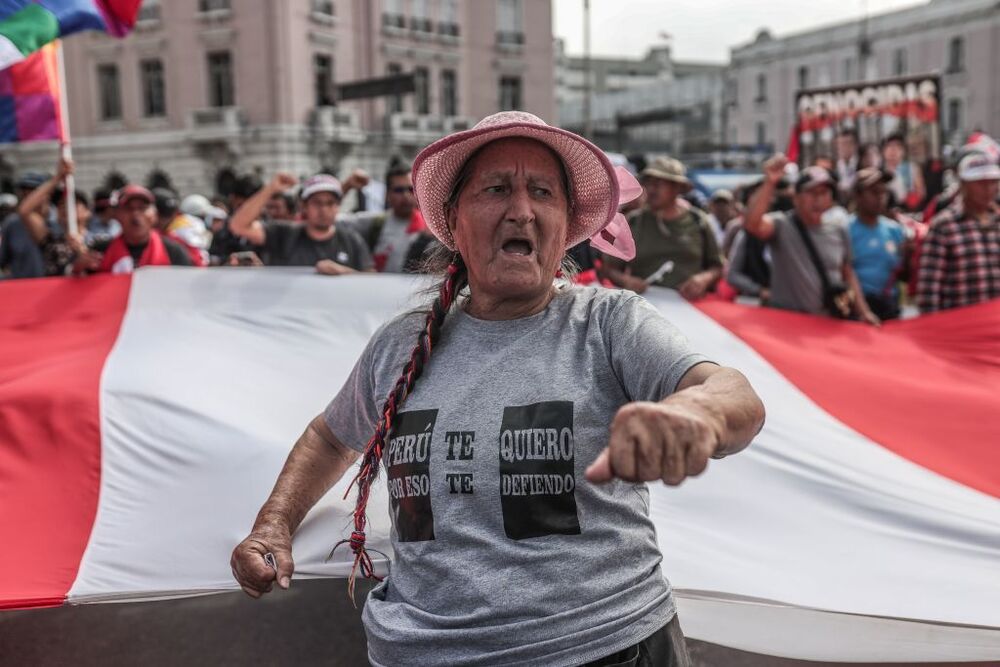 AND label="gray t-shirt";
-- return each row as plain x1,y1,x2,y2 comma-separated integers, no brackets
339,211,416,274
767,210,852,315
325,286,711,667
